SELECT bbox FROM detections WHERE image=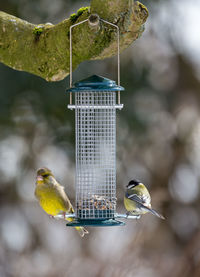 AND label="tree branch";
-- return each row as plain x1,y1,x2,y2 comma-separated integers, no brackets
0,0,148,81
